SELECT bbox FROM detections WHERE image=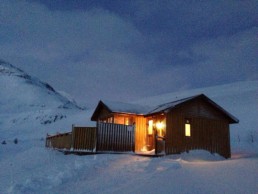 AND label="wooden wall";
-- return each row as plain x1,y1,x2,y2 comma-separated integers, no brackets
96,122,134,152
72,127,97,152
46,132,72,150
97,111,147,153
46,127,97,153
98,108,114,121
166,99,231,158
134,116,147,152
